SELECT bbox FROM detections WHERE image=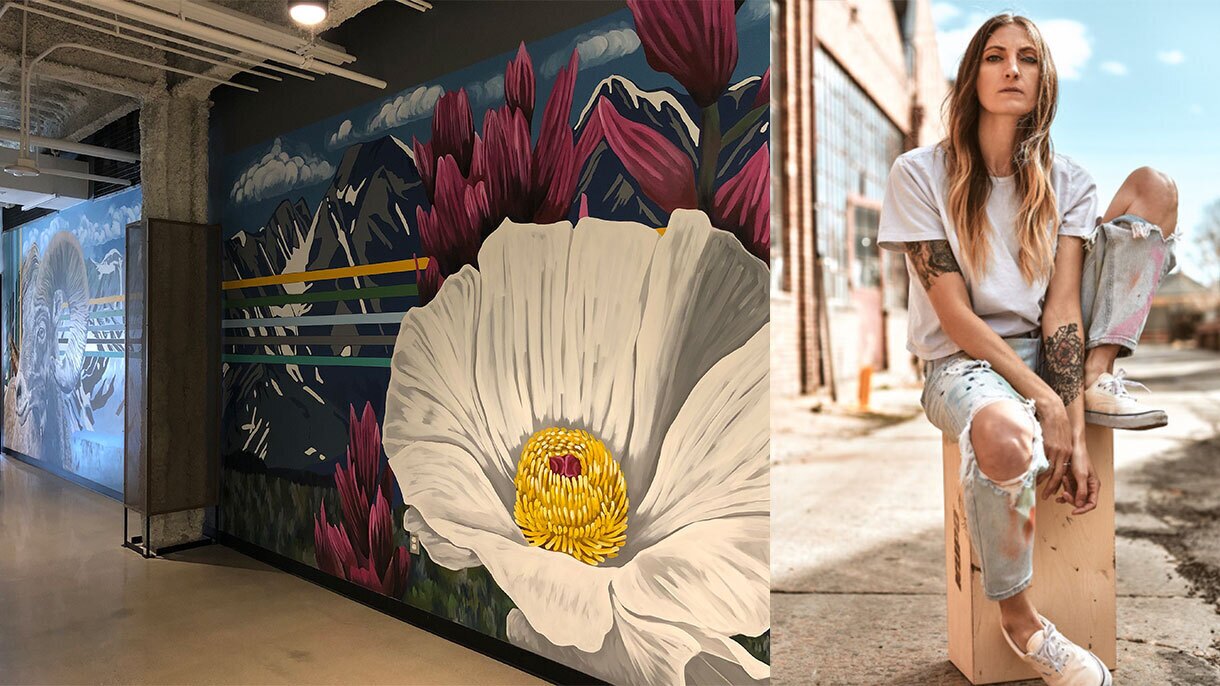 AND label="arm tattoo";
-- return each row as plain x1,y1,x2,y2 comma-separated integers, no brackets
1041,323,1084,407
905,240,962,291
